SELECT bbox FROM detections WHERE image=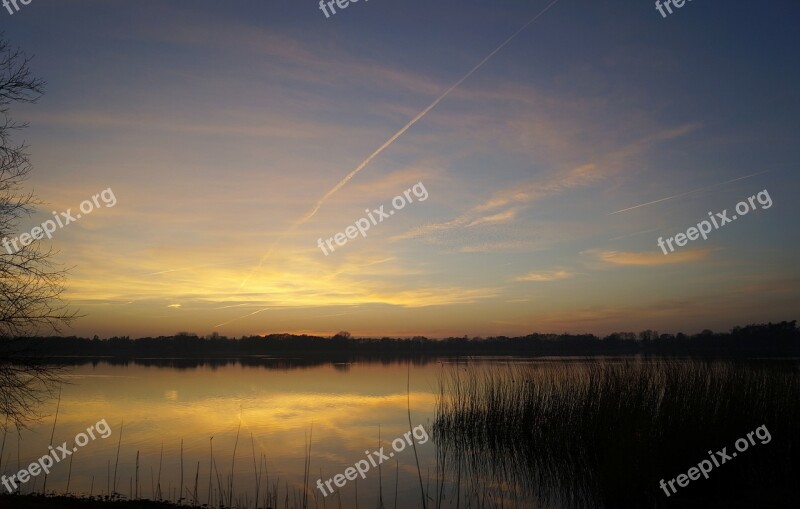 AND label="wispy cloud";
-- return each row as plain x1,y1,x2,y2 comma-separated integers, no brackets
281,0,567,235
459,241,543,253
515,269,574,282
467,209,518,227
474,163,600,213
582,248,714,266
393,162,601,242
